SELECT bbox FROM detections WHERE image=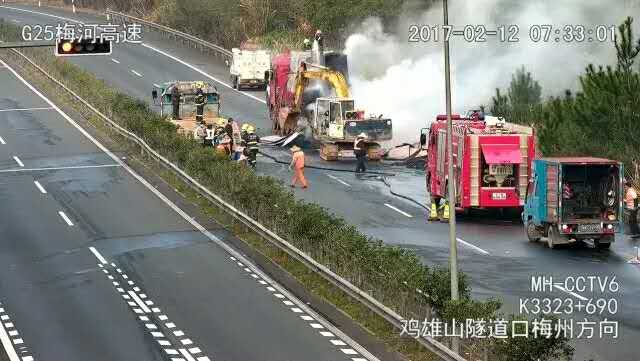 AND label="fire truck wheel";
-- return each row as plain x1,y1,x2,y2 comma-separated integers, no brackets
526,221,541,242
